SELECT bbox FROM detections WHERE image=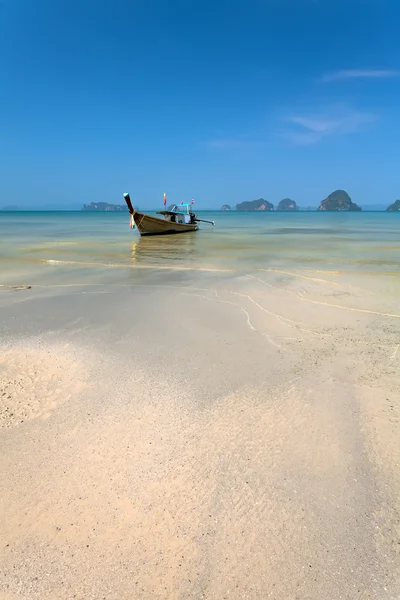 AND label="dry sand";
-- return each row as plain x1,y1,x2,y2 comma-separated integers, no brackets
0,268,399,599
